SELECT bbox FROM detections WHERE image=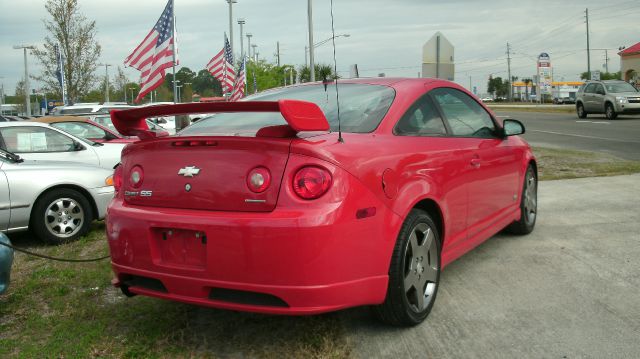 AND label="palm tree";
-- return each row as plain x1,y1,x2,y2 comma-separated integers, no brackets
522,78,532,101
